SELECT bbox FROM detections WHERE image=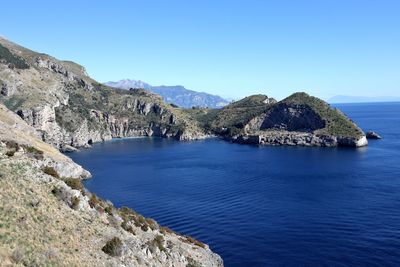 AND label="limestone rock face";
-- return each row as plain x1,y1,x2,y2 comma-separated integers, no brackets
17,104,64,145
0,37,206,149
231,132,368,148
0,103,90,179
259,103,326,132
35,57,75,81
1,82,16,96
